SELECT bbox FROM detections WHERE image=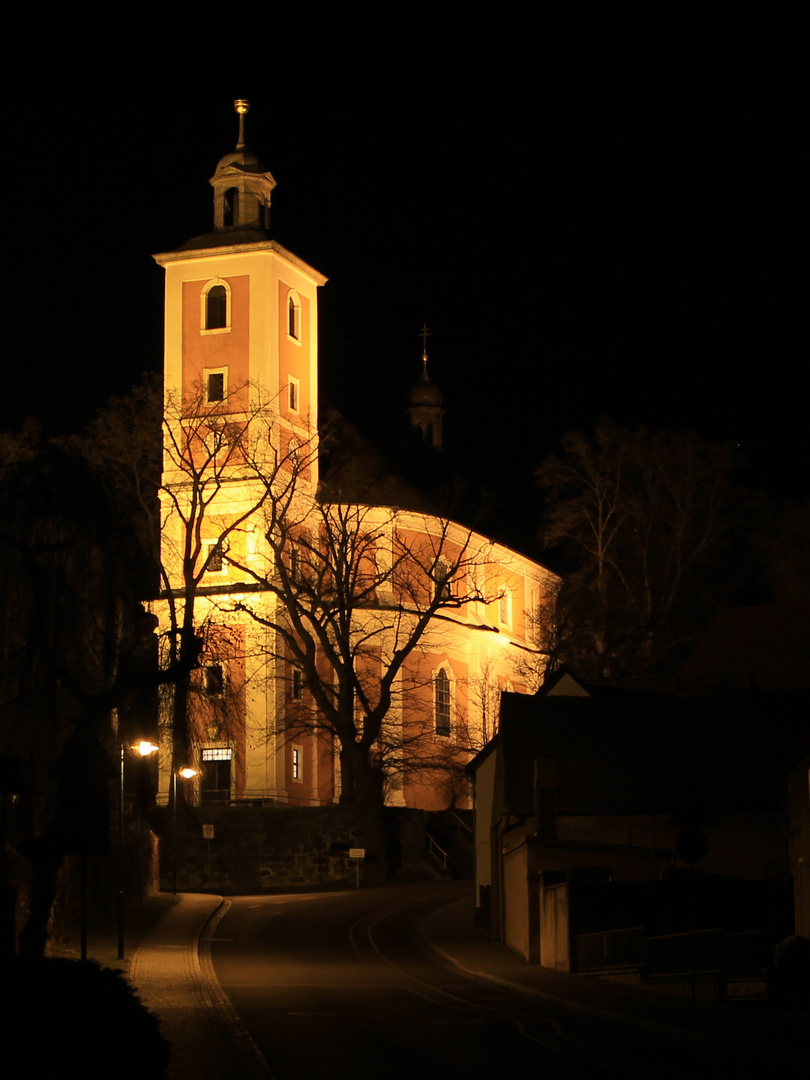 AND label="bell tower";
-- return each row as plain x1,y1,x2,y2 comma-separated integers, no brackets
408,323,445,449
154,100,326,447
152,102,327,804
